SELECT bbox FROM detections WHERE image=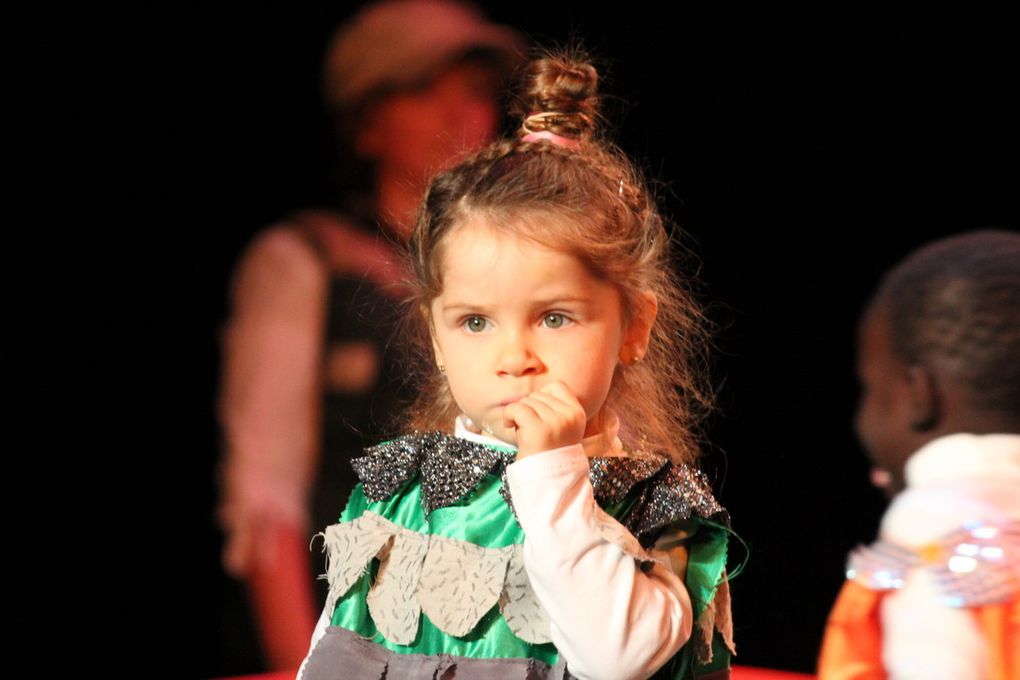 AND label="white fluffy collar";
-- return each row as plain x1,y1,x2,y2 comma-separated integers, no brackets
905,433,1020,488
